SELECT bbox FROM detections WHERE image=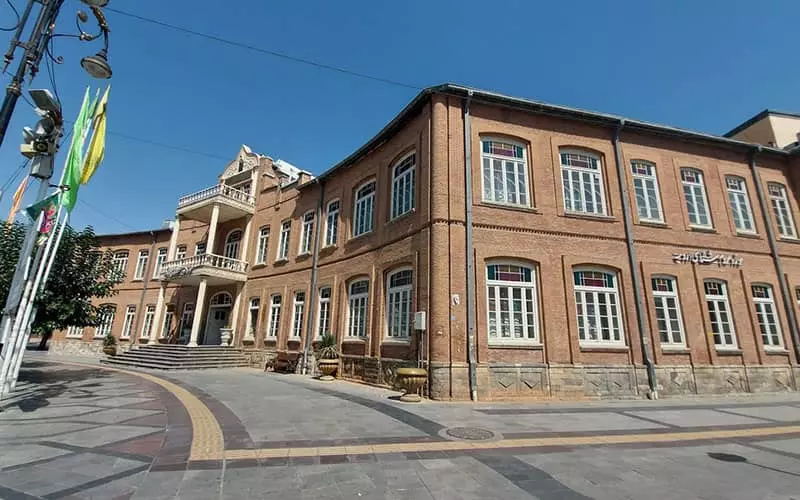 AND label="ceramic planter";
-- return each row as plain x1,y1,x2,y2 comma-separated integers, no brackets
395,367,427,402
102,345,117,356
317,358,339,381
